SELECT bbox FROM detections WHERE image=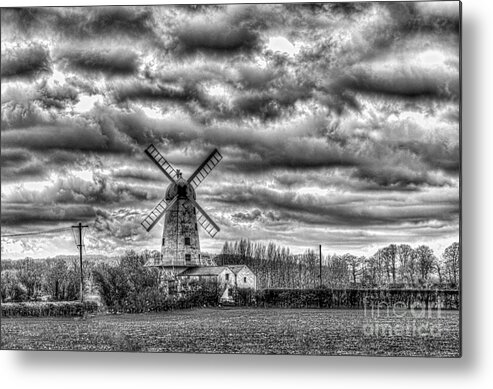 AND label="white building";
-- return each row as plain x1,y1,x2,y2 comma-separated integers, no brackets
176,265,256,303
